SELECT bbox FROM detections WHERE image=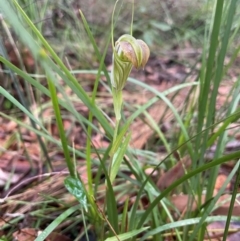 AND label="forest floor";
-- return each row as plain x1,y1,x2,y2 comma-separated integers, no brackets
1,1,240,240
